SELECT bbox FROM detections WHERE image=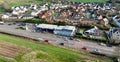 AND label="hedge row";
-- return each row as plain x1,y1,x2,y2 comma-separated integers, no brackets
74,35,109,43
